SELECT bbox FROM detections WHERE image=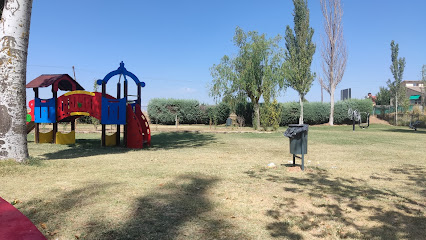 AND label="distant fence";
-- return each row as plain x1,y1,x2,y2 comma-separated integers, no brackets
373,105,423,115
